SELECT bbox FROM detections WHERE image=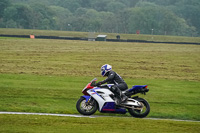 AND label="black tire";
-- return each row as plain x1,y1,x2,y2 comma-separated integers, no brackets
128,97,150,118
76,97,98,115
